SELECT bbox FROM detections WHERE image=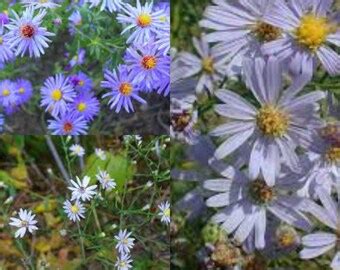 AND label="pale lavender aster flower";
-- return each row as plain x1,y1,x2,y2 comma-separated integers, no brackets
63,199,86,222
40,74,76,117
47,111,89,135
211,57,325,186
300,187,340,269
117,0,165,44
5,7,54,58
158,201,170,225
199,0,280,76
87,0,123,13
204,164,312,250
115,253,133,270
68,175,97,202
0,114,4,133
20,0,60,9
114,229,135,254
263,0,340,77
9,208,38,238
101,65,146,113
176,36,228,93
298,124,340,198
66,48,86,70
96,170,116,190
